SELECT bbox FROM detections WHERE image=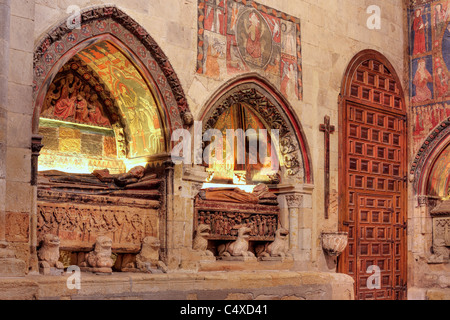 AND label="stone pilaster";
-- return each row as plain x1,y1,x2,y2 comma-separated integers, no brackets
0,0,26,277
